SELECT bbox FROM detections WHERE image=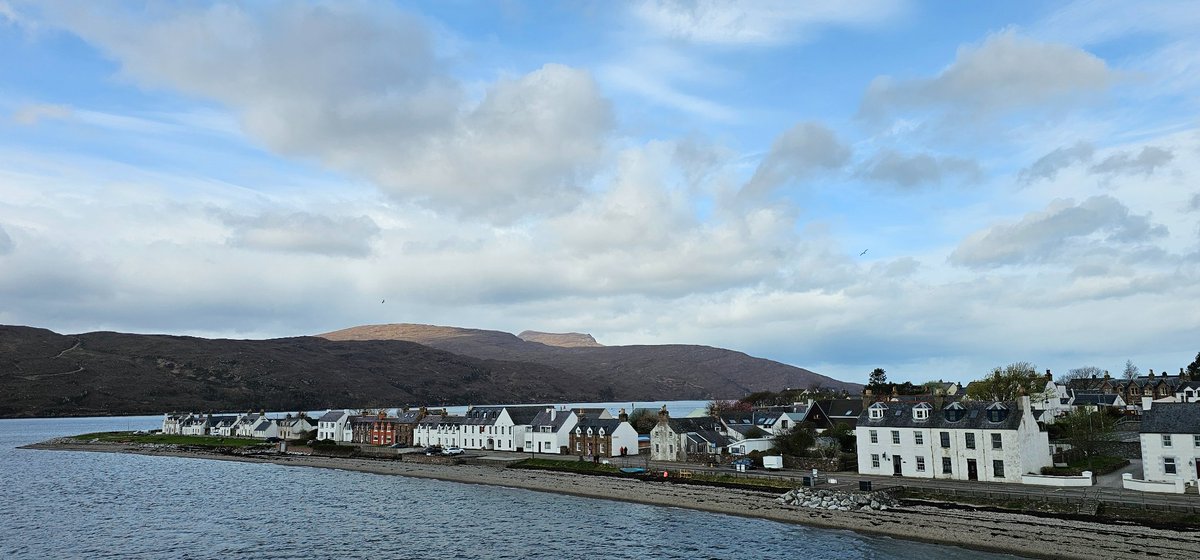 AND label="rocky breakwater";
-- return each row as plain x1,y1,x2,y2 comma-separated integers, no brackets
776,486,898,512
